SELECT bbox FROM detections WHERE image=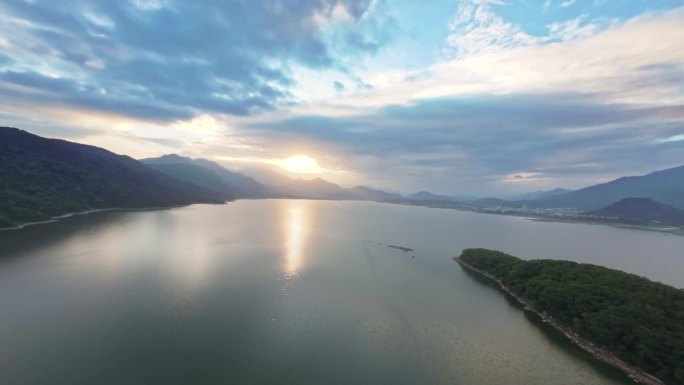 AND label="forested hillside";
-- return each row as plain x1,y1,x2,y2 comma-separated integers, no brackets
0,127,226,227
459,248,684,385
